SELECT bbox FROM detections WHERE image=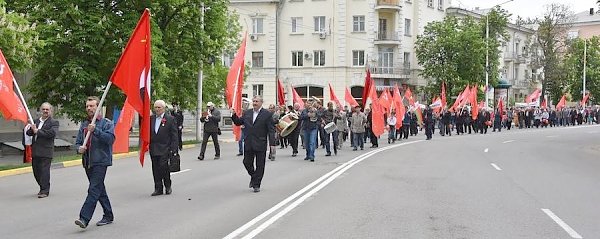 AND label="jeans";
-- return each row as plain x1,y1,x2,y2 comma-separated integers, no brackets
388,127,396,141
79,165,113,223
353,132,364,149
304,129,318,159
